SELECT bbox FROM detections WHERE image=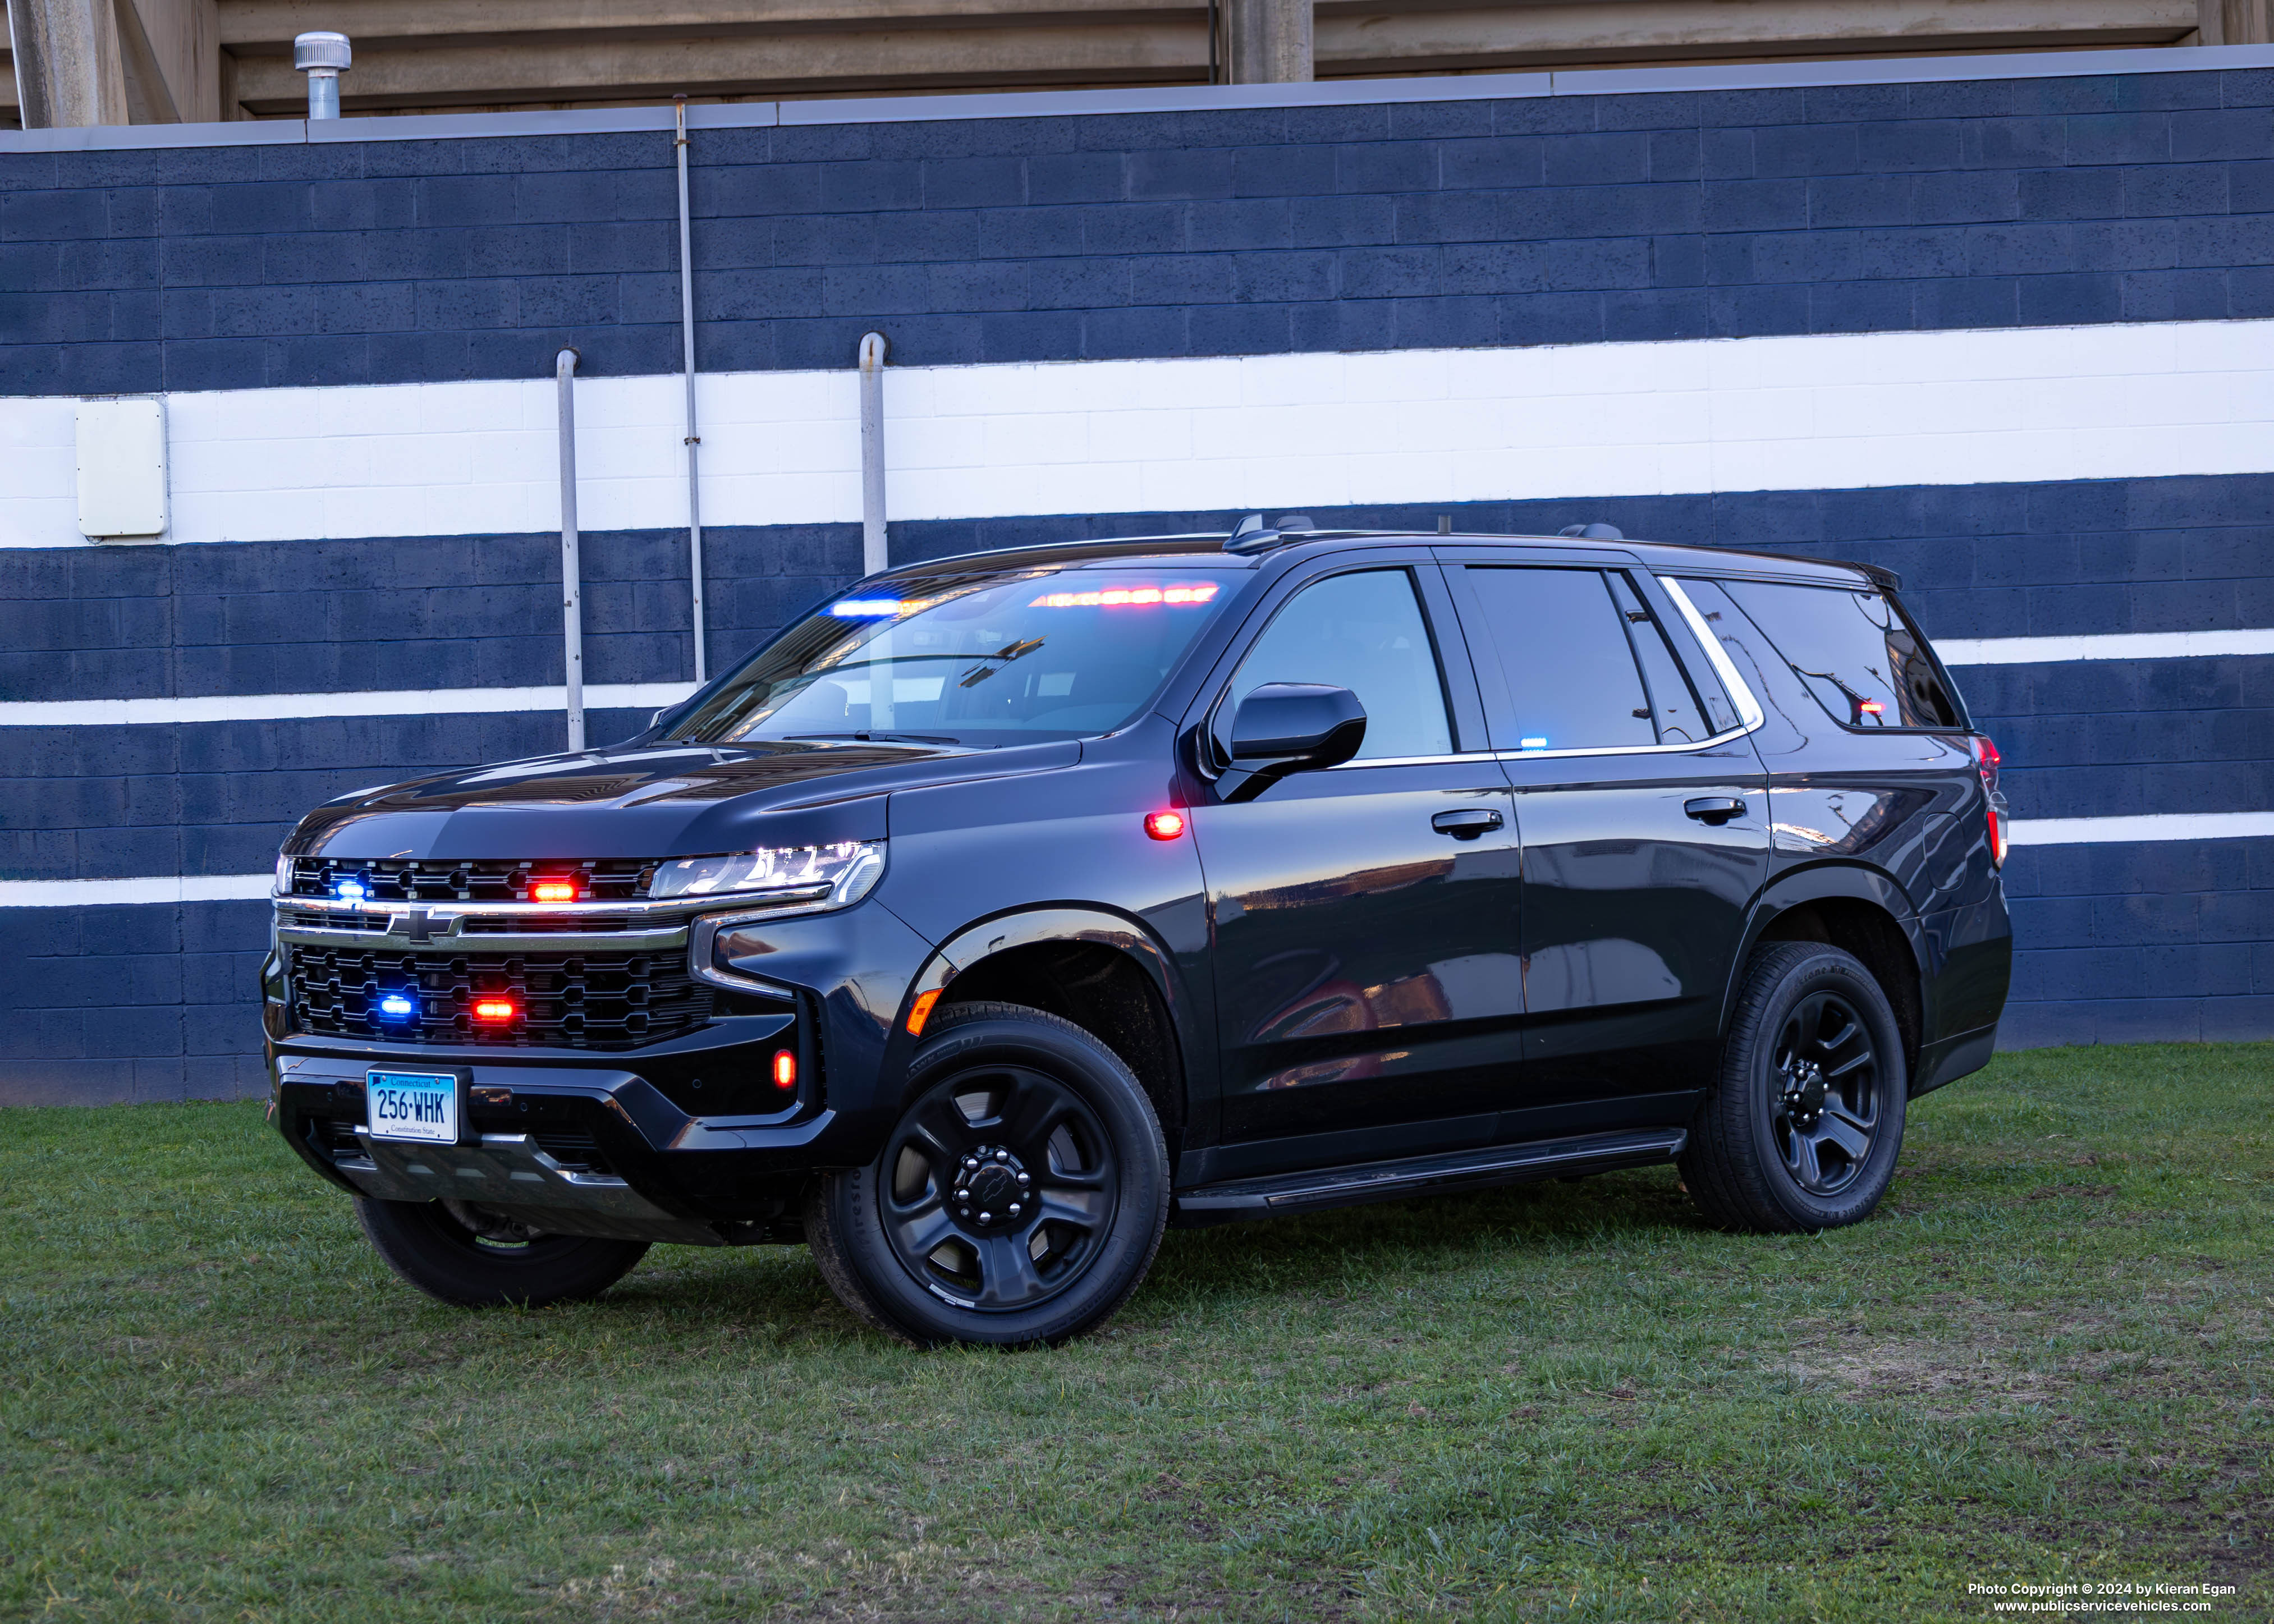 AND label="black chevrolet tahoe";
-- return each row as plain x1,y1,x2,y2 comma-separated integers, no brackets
265,519,2012,1346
